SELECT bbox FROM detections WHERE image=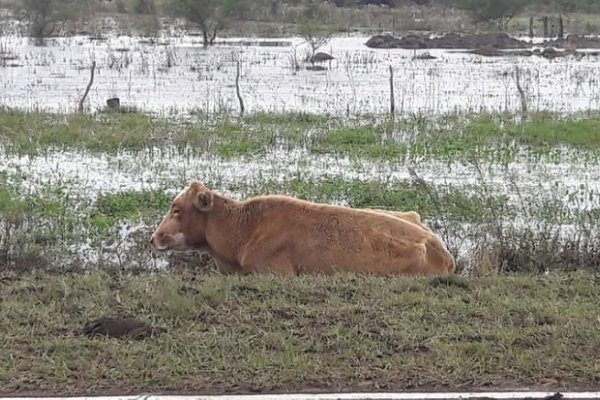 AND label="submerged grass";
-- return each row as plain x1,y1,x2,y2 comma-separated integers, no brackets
1,171,505,227
0,173,503,271
0,271,599,395
3,109,600,161
89,191,172,231
3,171,600,275
228,177,510,224
3,110,600,273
